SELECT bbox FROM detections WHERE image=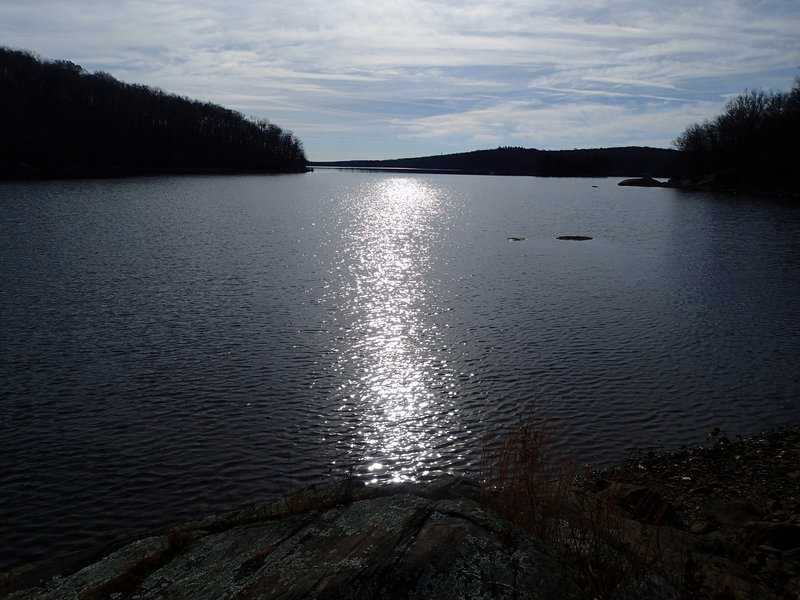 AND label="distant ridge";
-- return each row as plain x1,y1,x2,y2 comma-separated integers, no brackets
312,146,679,178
